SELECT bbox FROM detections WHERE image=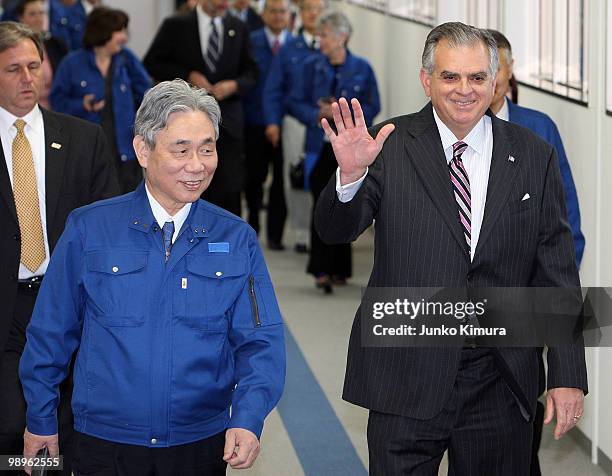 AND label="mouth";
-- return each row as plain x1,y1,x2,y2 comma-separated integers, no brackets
181,179,204,190
451,99,477,108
